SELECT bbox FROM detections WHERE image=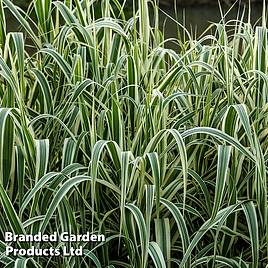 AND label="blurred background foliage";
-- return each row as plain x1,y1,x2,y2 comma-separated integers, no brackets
11,0,264,9
8,0,264,42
